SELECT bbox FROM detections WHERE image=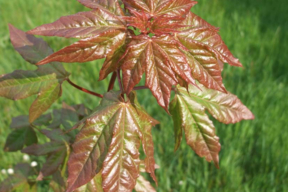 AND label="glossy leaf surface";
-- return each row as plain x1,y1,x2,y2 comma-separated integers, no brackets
178,27,242,67
77,0,124,16
37,30,126,65
180,83,255,124
66,92,124,192
28,9,125,39
134,175,156,192
169,86,221,168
